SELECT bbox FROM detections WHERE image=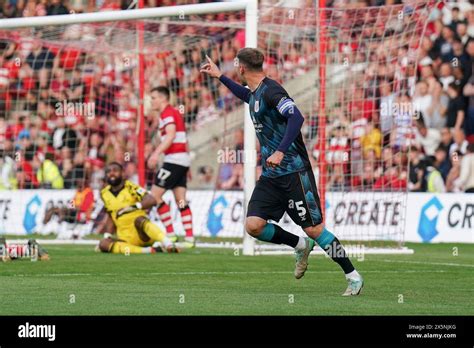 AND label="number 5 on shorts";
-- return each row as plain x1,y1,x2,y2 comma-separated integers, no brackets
296,201,306,221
